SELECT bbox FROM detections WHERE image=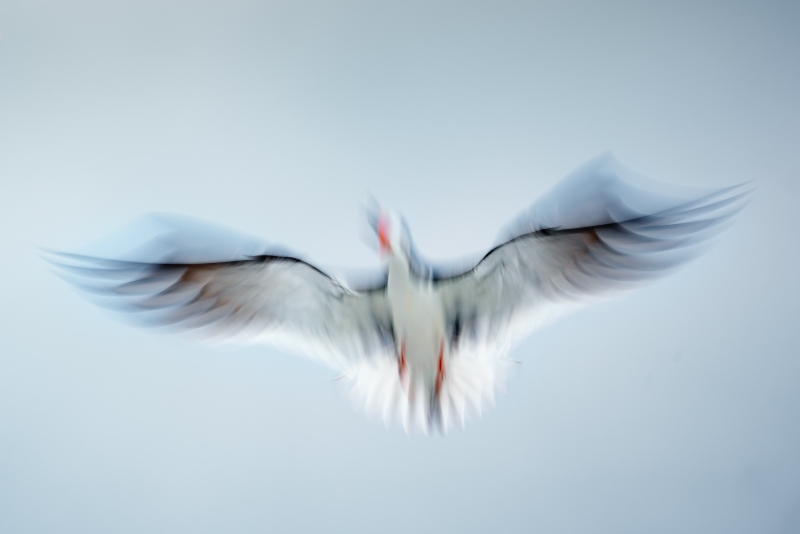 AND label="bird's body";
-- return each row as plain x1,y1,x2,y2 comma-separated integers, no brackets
386,250,447,408
49,154,750,434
